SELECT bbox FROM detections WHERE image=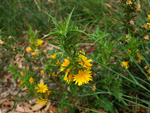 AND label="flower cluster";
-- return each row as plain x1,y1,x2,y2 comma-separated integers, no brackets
60,51,93,86
35,83,51,105
121,61,129,69
26,39,44,56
